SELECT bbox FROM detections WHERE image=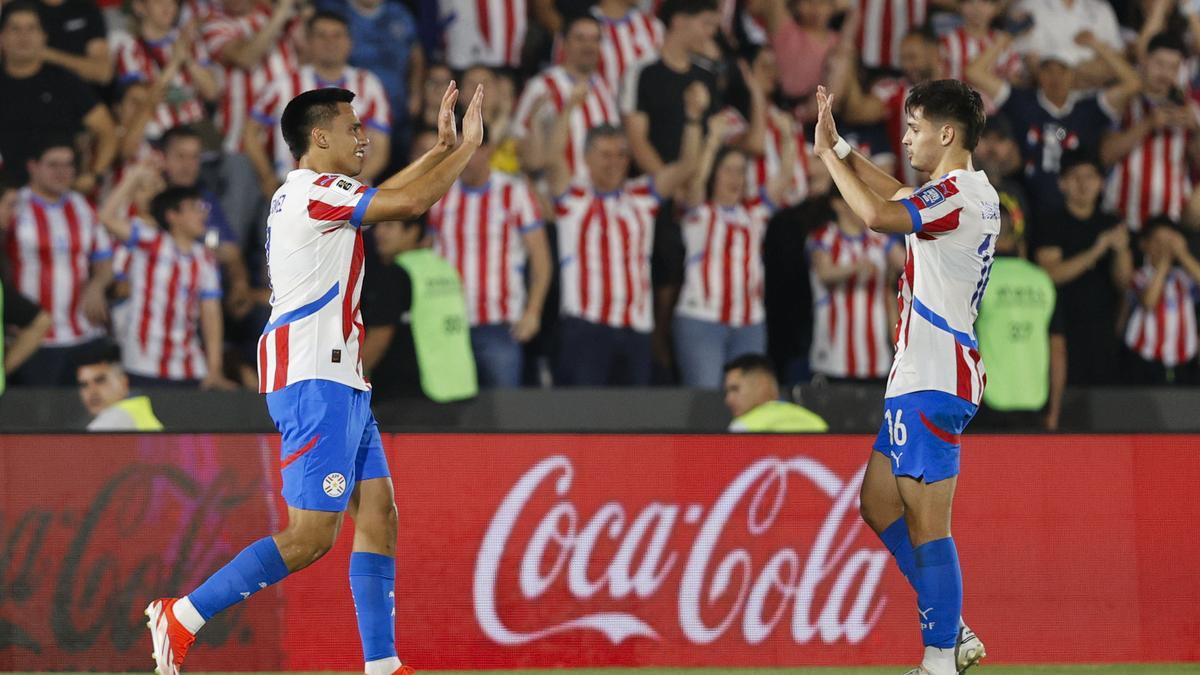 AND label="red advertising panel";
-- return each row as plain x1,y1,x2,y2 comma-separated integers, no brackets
2,433,1199,672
